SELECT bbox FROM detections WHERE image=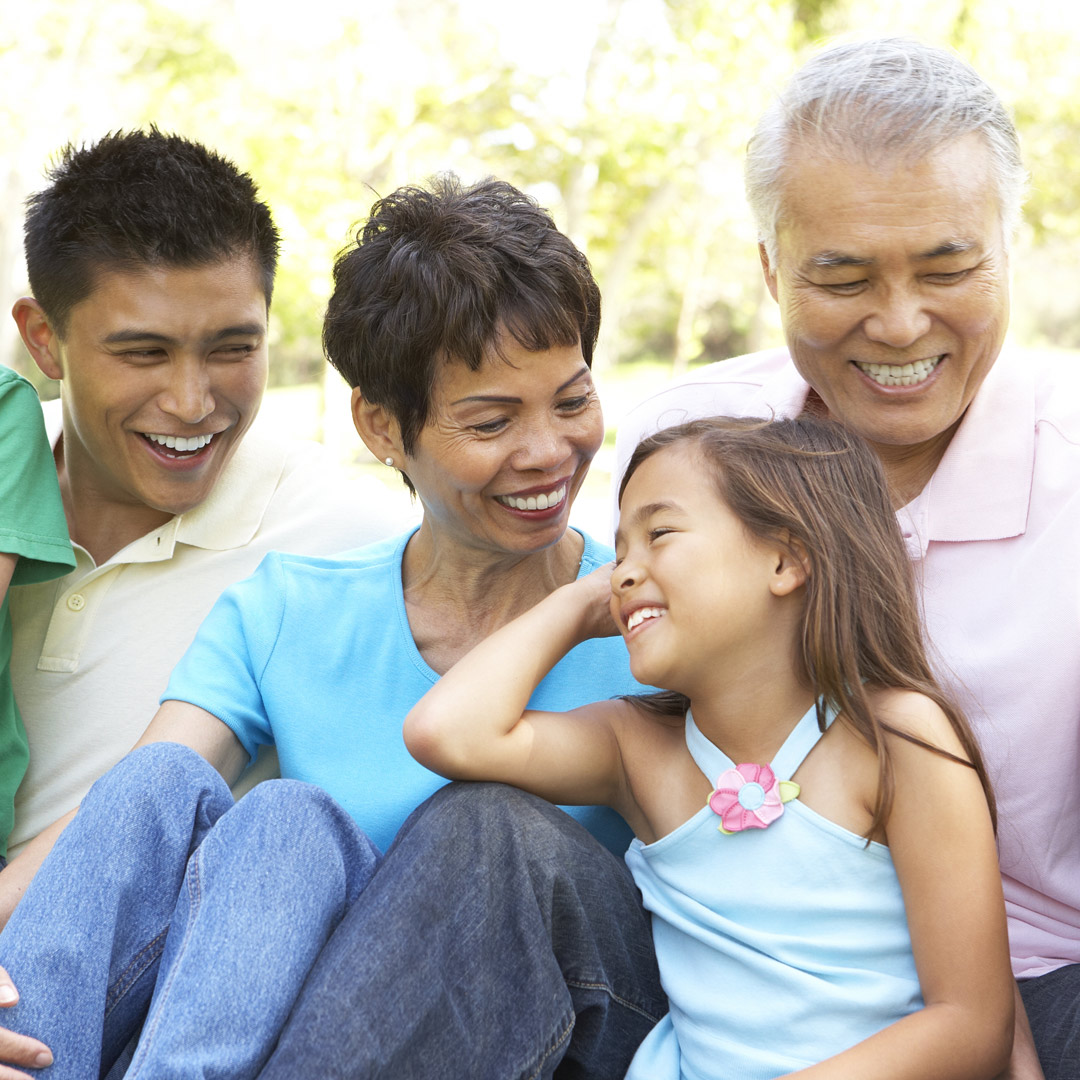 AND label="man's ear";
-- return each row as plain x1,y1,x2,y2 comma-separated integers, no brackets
351,388,405,465
759,243,780,303
12,298,63,381
770,535,809,597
